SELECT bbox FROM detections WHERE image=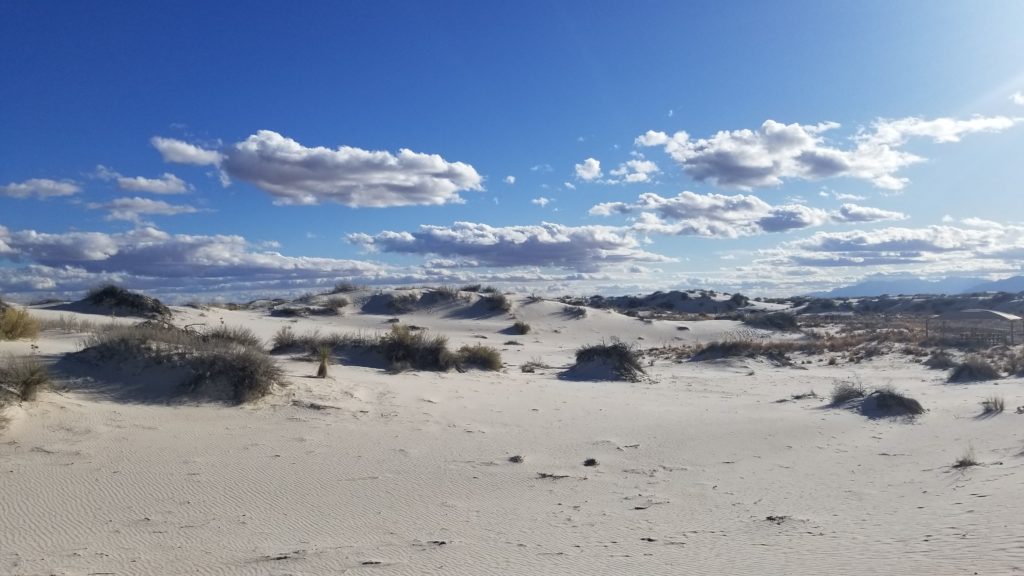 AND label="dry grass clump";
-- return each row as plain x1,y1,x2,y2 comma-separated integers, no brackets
460,284,482,292
81,322,283,404
86,284,171,318
0,307,40,340
574,341,645,381
0,355,51,404
690,339,805,363
948,357,1002,383
980,396,1005,414
862,386,924,417
924,350,957,370
386,292,420,314
457,344,502,371
323,296,350,311
482,292,512,312
479,285,500,294
381,324,458,371
562,305,587,318
329,280,361,293
830,381,867,405
952,447,978,469
742,312,798,332
270,326,368,354
315,345,330,378
520,358,548,373
512,320,531,334
36,314,106,334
